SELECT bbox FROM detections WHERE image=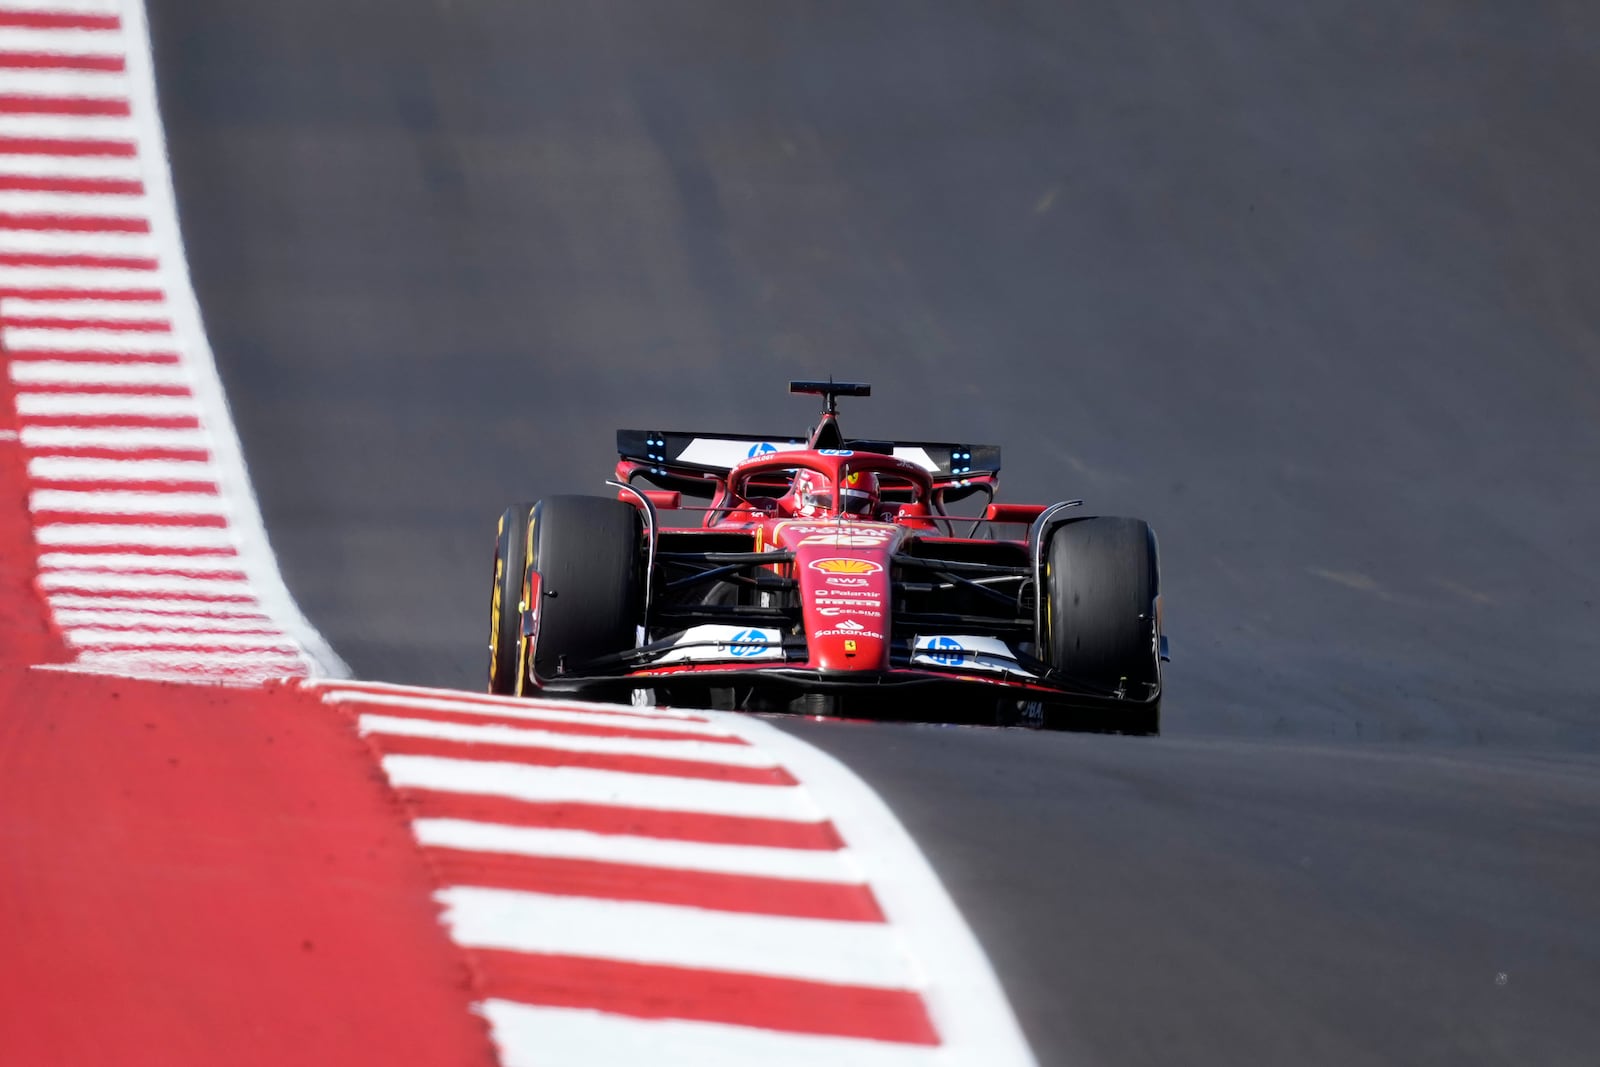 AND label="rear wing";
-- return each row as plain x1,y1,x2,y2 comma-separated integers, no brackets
617,429,1000,486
